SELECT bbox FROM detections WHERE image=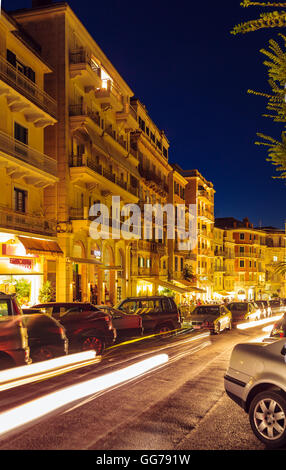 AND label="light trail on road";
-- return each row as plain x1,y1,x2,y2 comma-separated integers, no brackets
0,351,100,392
0,353,168,438
236,314,283,330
